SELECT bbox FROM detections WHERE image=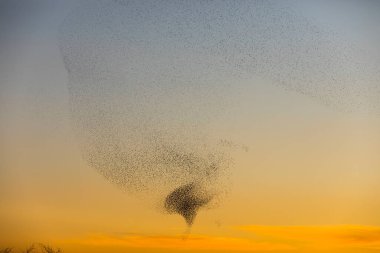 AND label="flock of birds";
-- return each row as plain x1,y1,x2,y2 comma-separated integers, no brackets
60,0,380,226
